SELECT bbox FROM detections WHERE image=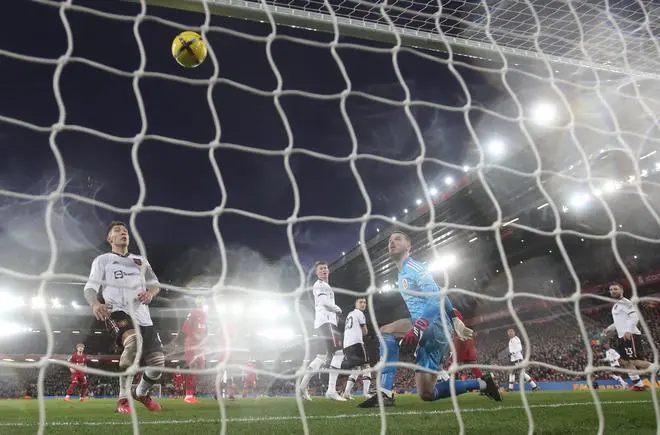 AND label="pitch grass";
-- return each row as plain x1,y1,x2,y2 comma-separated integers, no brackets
0,390,656,435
